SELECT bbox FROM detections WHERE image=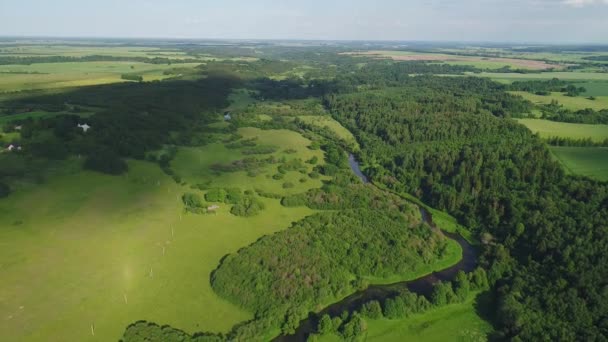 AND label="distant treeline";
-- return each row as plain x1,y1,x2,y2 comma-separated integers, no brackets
0,54,203,65
545,136,608,147
507,78,586,96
